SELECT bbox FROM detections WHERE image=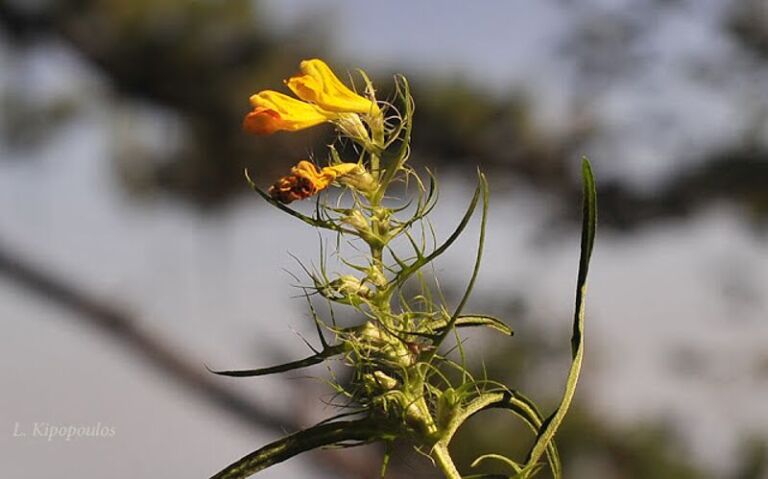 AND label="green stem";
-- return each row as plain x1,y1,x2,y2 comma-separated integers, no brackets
433,443,462,479
370,152,381,182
